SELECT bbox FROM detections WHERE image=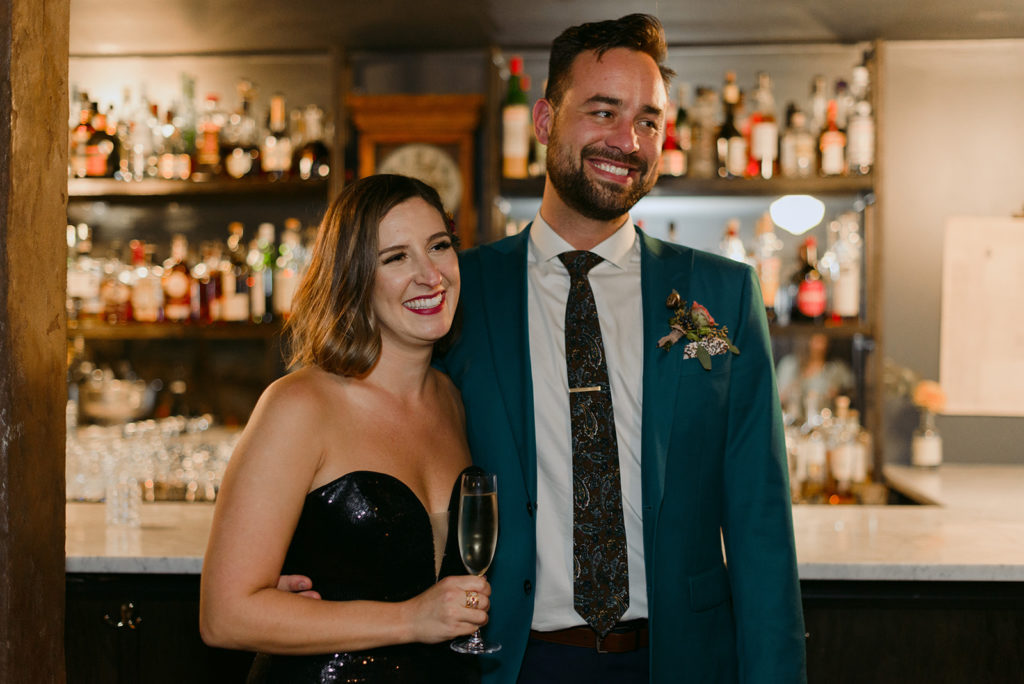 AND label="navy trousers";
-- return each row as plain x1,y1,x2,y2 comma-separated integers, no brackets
516,638,649,684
